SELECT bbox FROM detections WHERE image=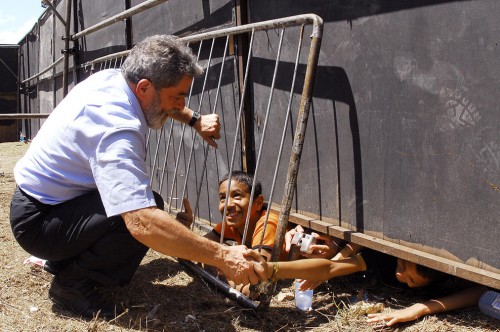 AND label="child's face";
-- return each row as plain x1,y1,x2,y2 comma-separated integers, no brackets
395,258,431,288
218,180,262,231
